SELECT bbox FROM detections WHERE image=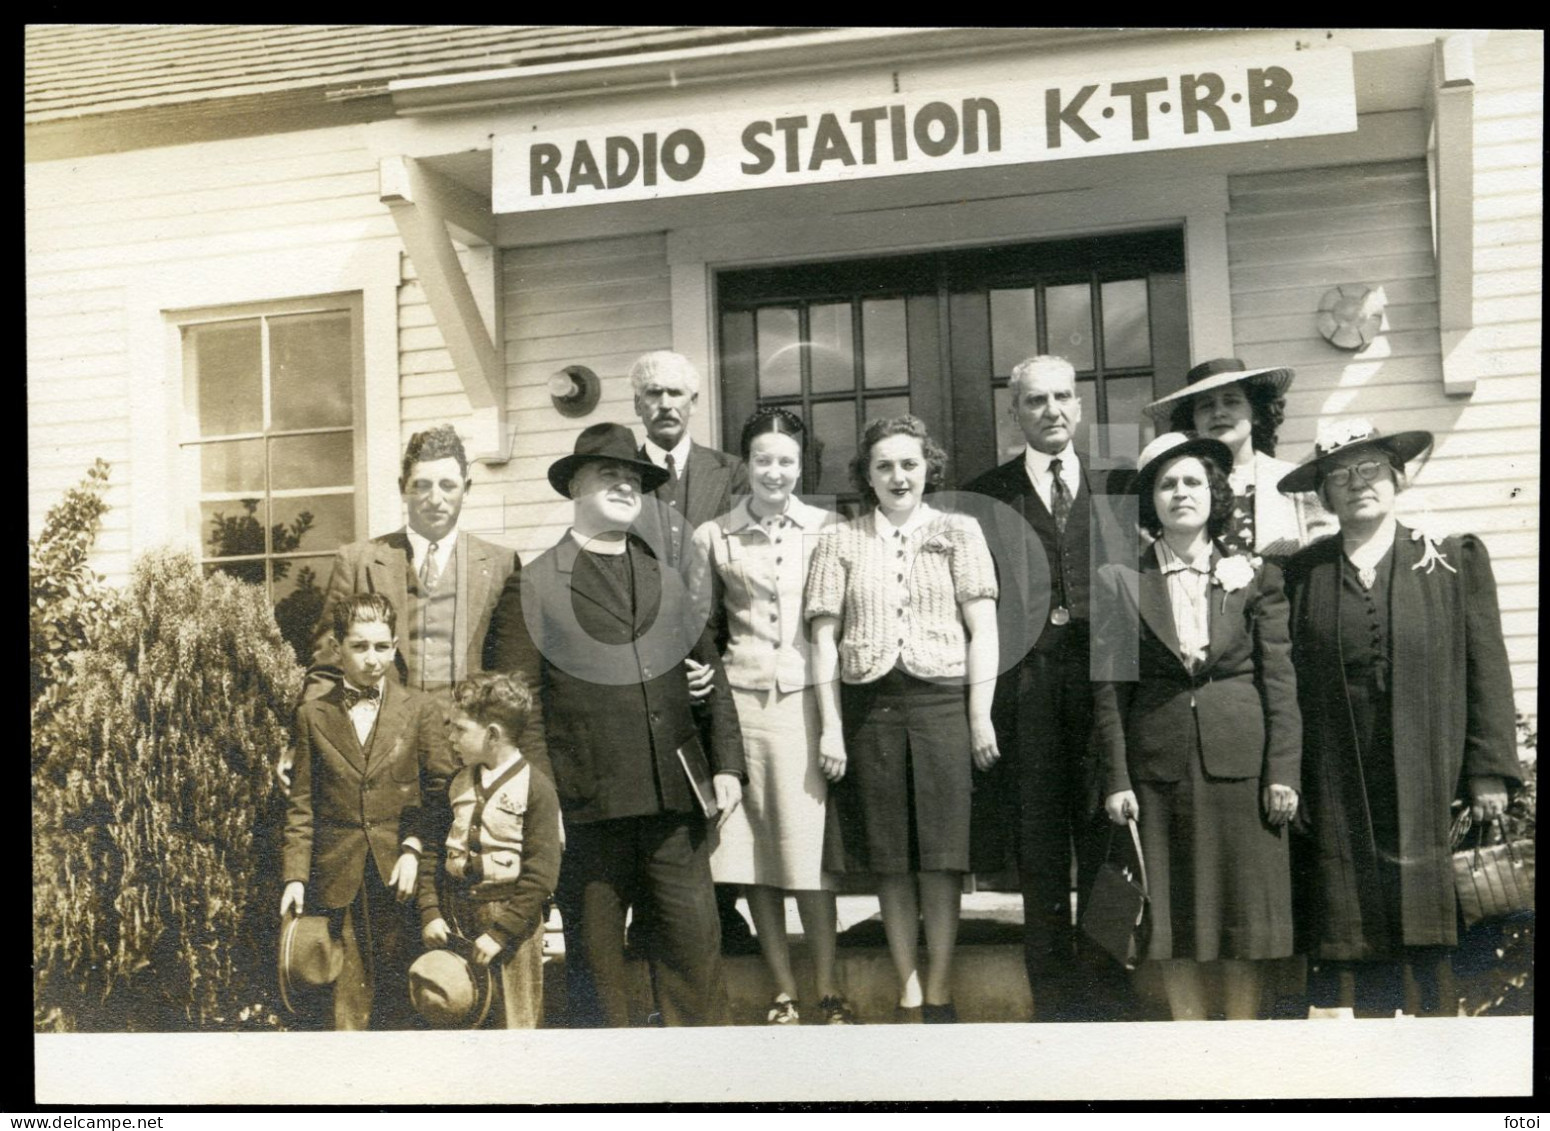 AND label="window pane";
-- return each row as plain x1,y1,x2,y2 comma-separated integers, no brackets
186,321,261,436
864,395,911,427
1046,284,1094,371
205,559,266,587
1102,374,1155,436
1076,378,1099,451
862,299,908,389
756,307,801,397
990,288,1040,376
270,311,353,430
721,309,756,386
271,432,353,491
272,554,334,665
808,401,859,499
809,303,855,394
272,494,354,554
992,386,1024,465
1101,279,1151,369
201,498,267,559
198,438,264,493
